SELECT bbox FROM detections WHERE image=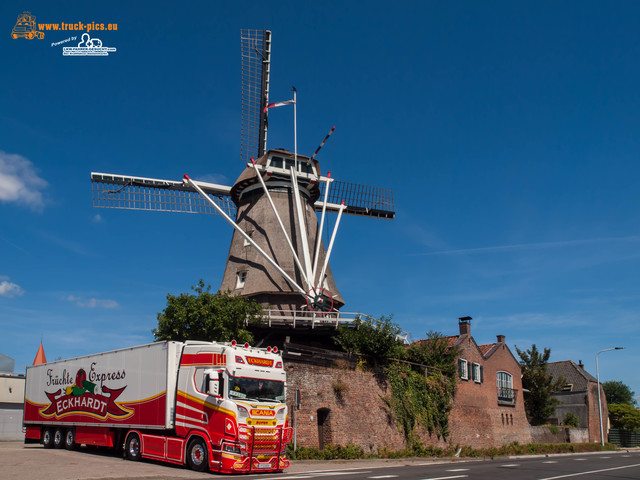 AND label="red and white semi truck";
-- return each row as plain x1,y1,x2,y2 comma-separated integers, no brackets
23,340,292,473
